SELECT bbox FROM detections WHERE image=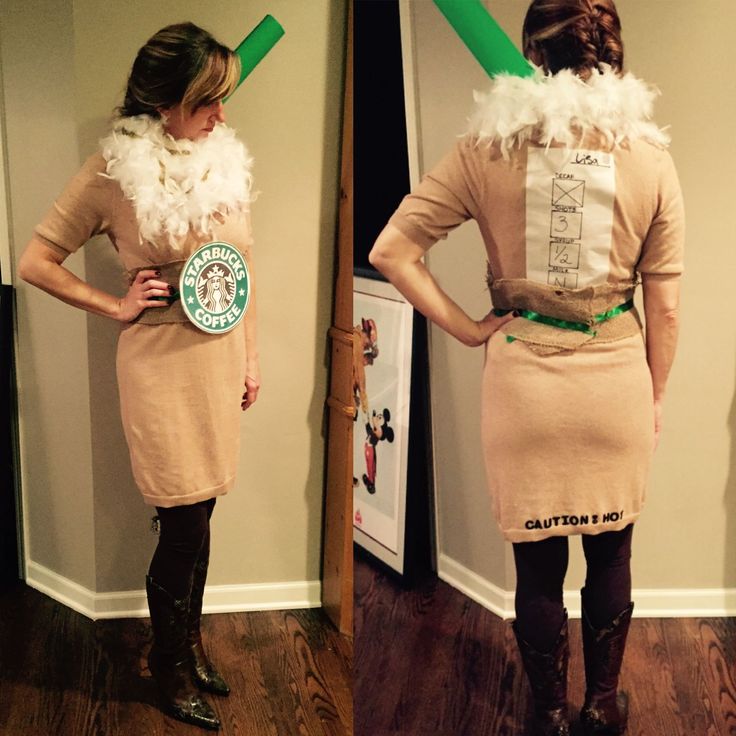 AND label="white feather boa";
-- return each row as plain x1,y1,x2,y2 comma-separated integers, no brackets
99,115,253,247
468,66,669,157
